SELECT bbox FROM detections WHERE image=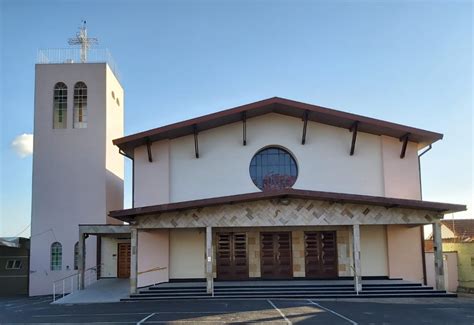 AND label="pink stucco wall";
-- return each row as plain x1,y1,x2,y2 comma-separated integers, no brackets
387,225,424,282
137,230,169,288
